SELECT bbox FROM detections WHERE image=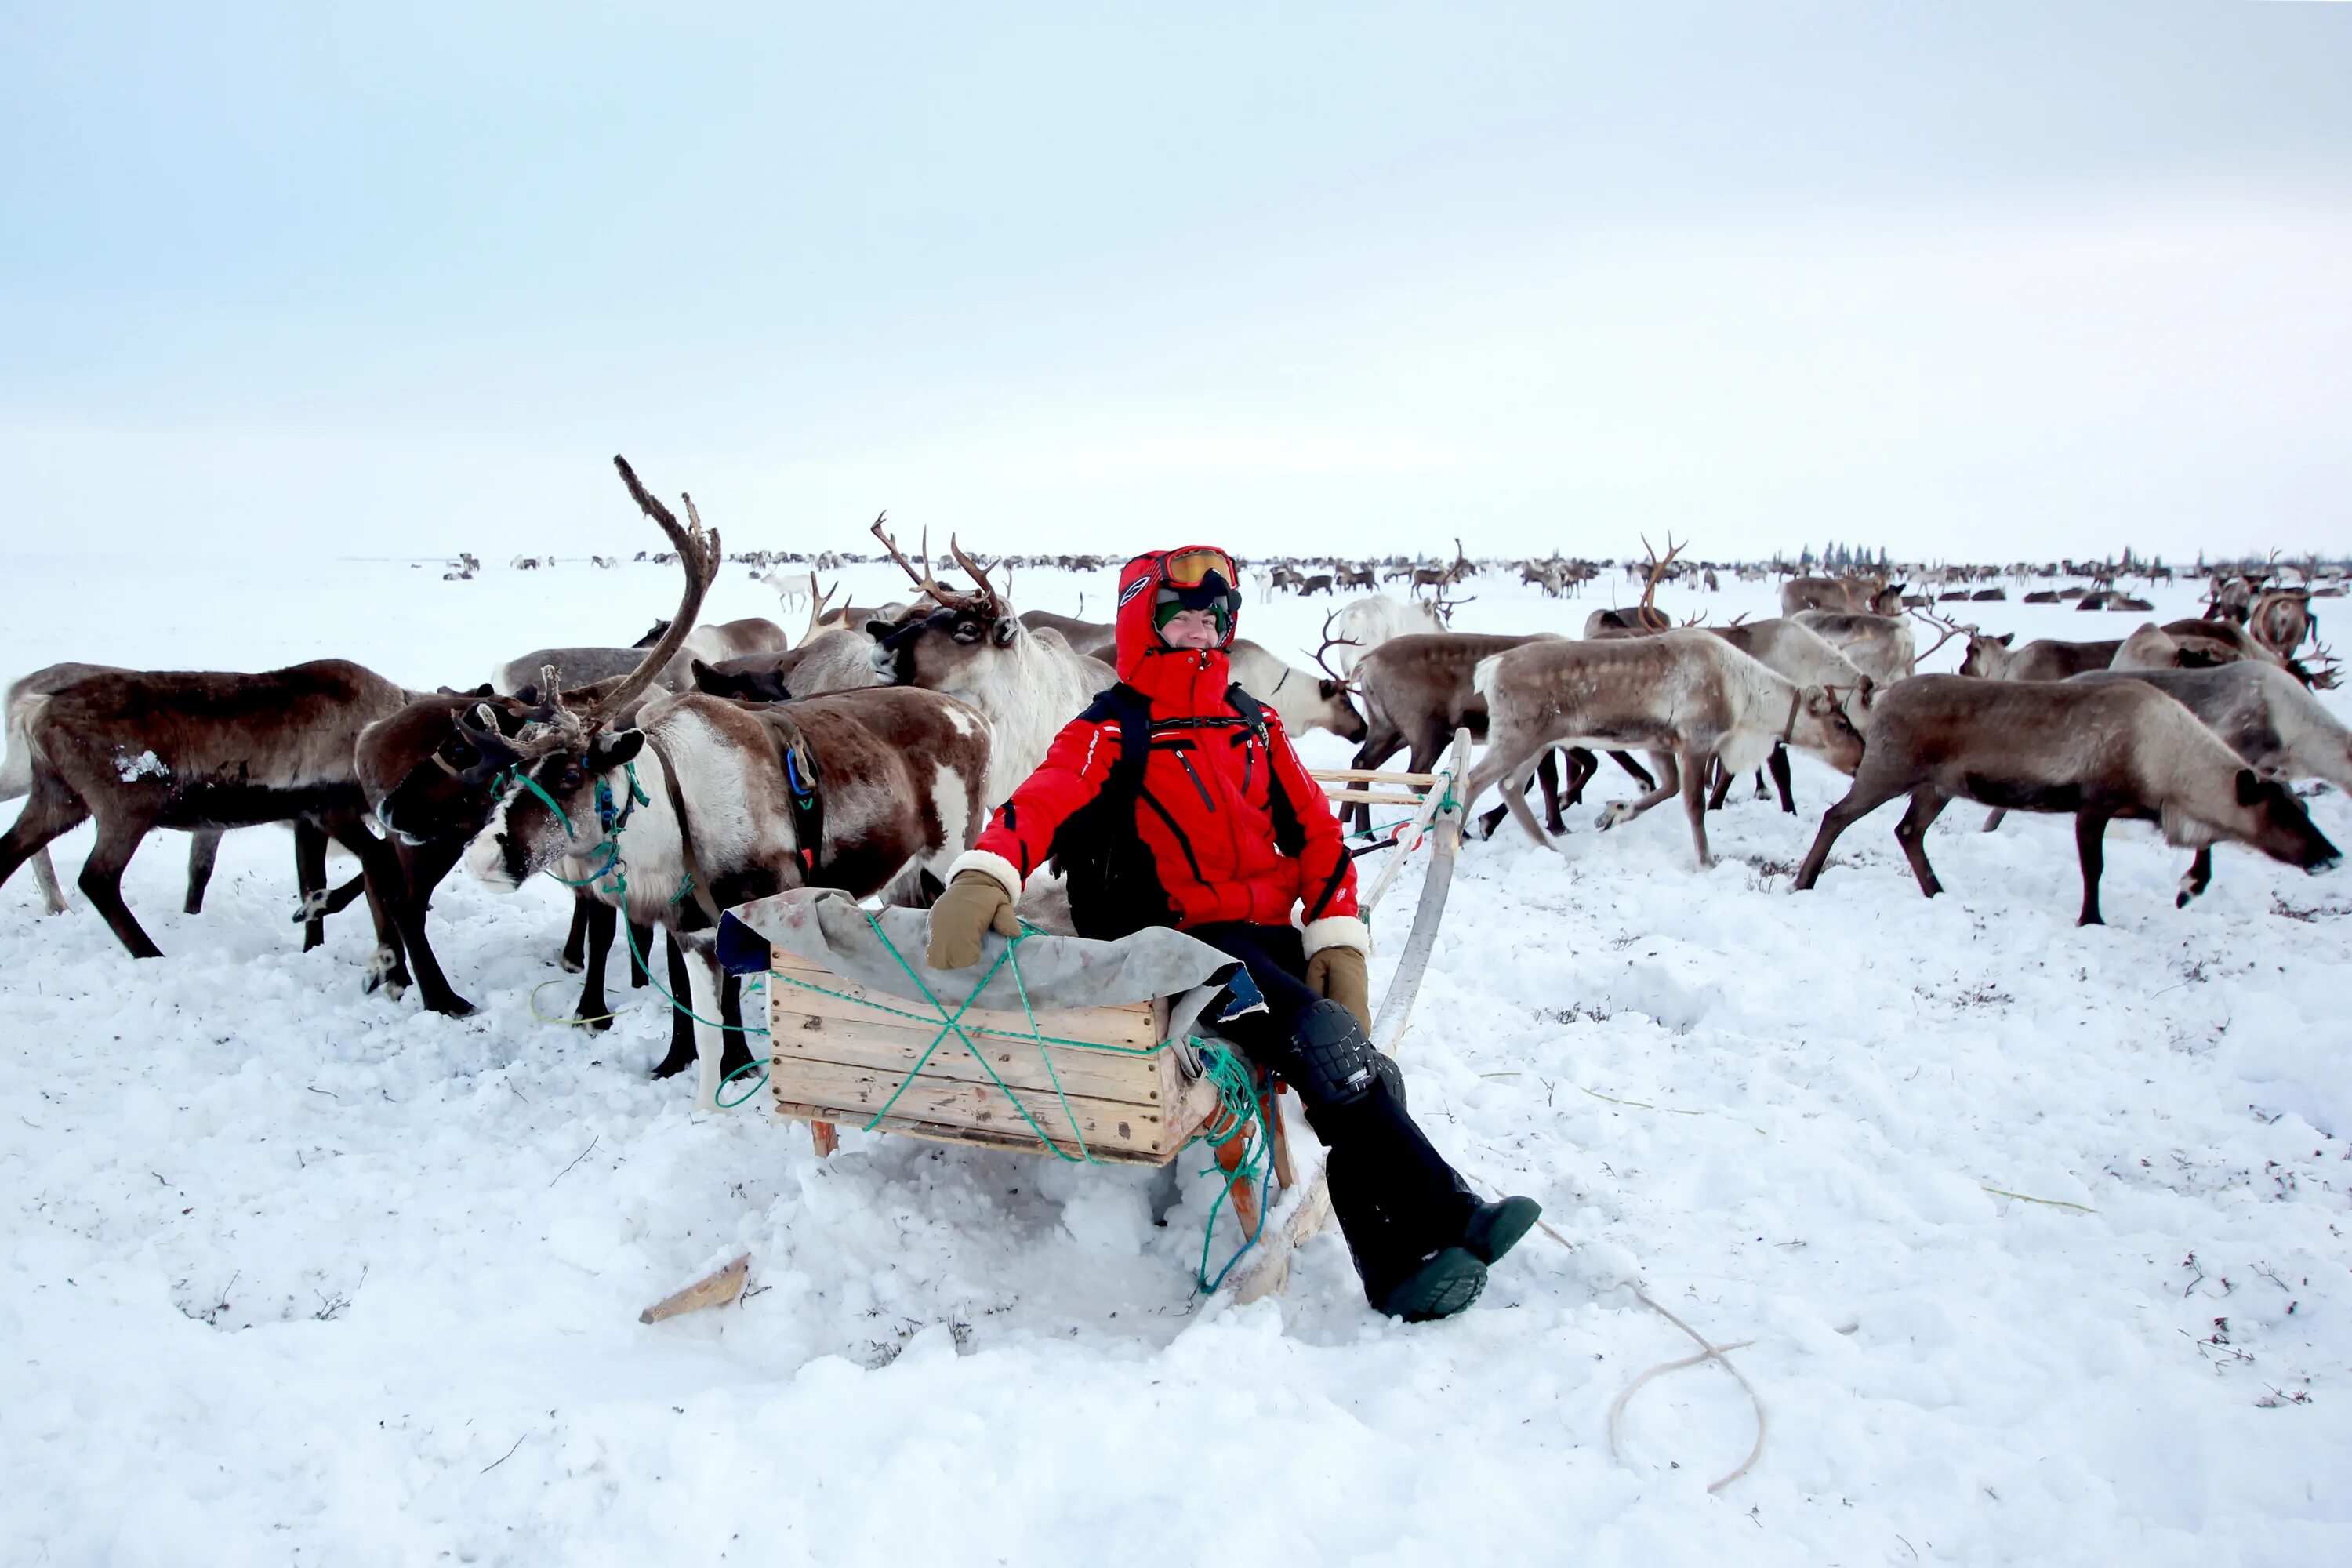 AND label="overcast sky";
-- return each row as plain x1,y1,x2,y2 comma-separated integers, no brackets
4,3,2347,564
